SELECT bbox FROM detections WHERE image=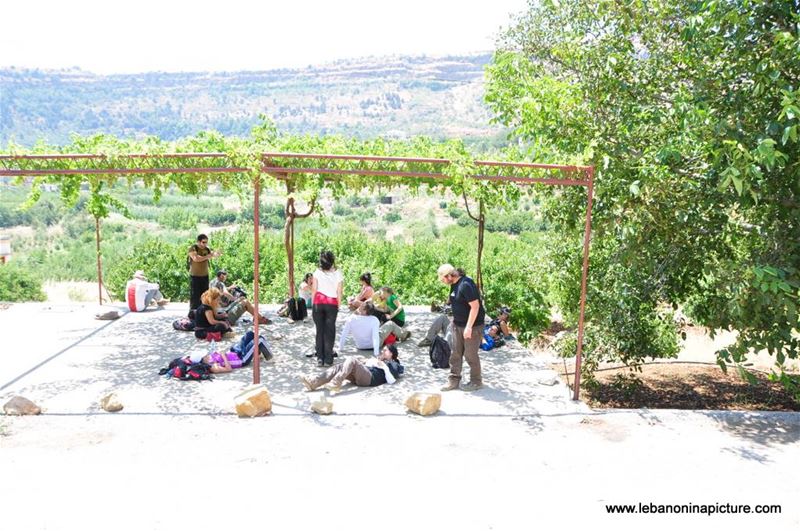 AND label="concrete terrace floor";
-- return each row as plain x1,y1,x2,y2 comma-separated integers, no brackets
1,302,798,531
